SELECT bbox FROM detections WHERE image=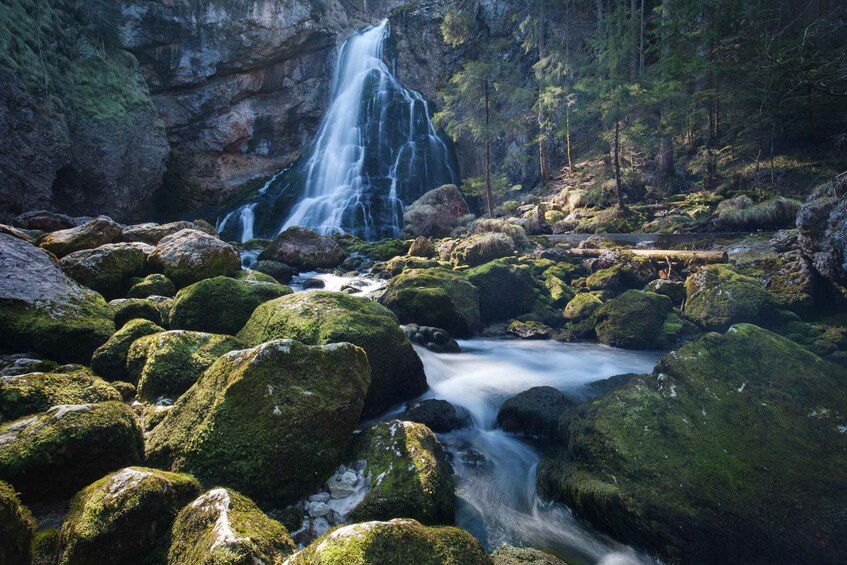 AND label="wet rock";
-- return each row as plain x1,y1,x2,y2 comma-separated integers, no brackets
39,216,123,258
147,229,241,288
0,233,115,363
403,184,471,238
491,546,567,564
507,320,553,340
403,399,471,433
303,277,326,289
402,324,461,353
460,449,487,467
146,340,370,506
259,227,345,271
254,260,298,284
59,242,153,299
497,386,574,440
